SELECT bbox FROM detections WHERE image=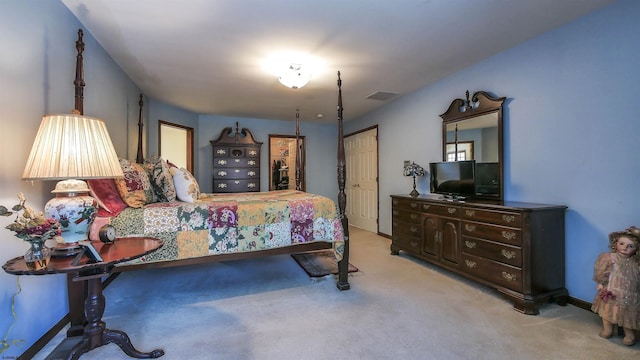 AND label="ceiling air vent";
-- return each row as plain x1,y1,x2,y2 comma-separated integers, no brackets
366,91,398,101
